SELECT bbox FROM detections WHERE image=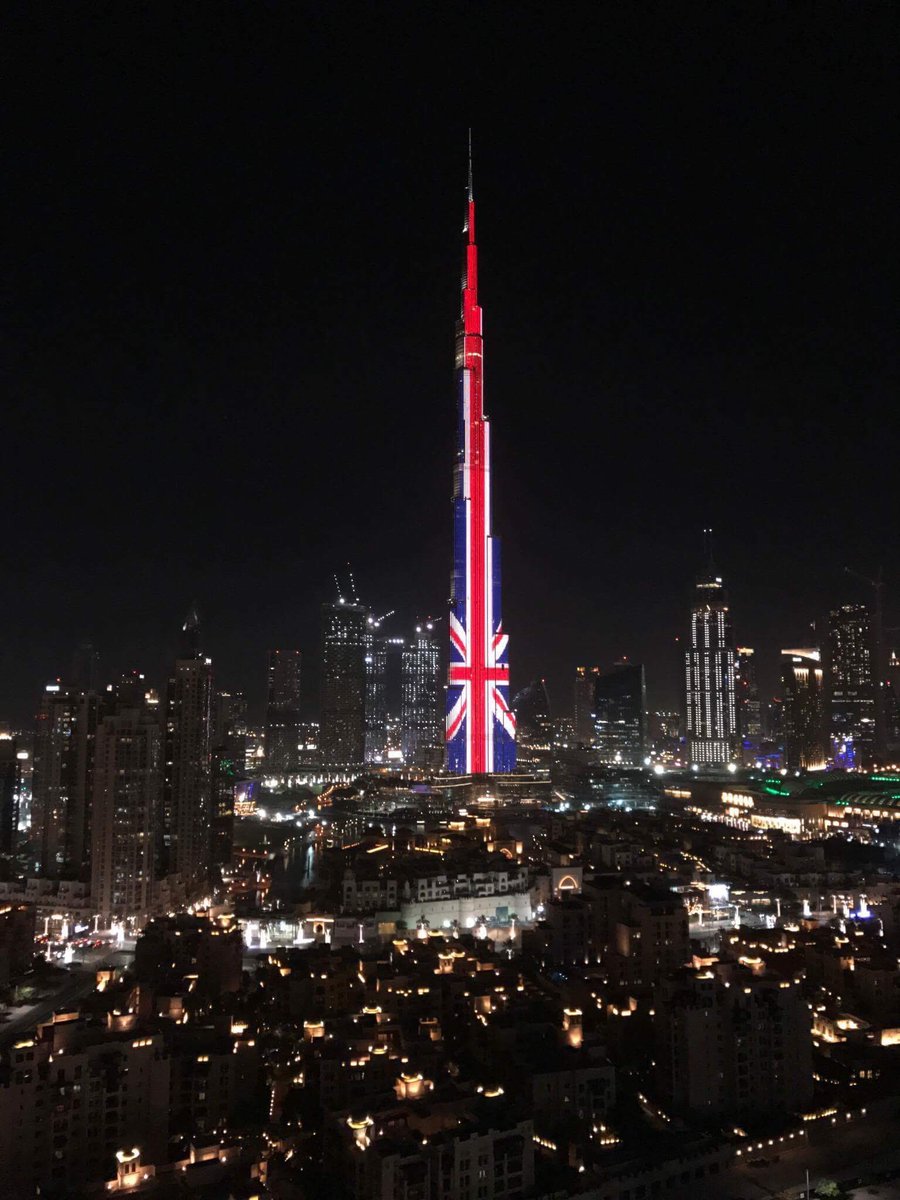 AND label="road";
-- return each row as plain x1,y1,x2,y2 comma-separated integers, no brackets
0,948,132,1050
706,1115,900,1199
